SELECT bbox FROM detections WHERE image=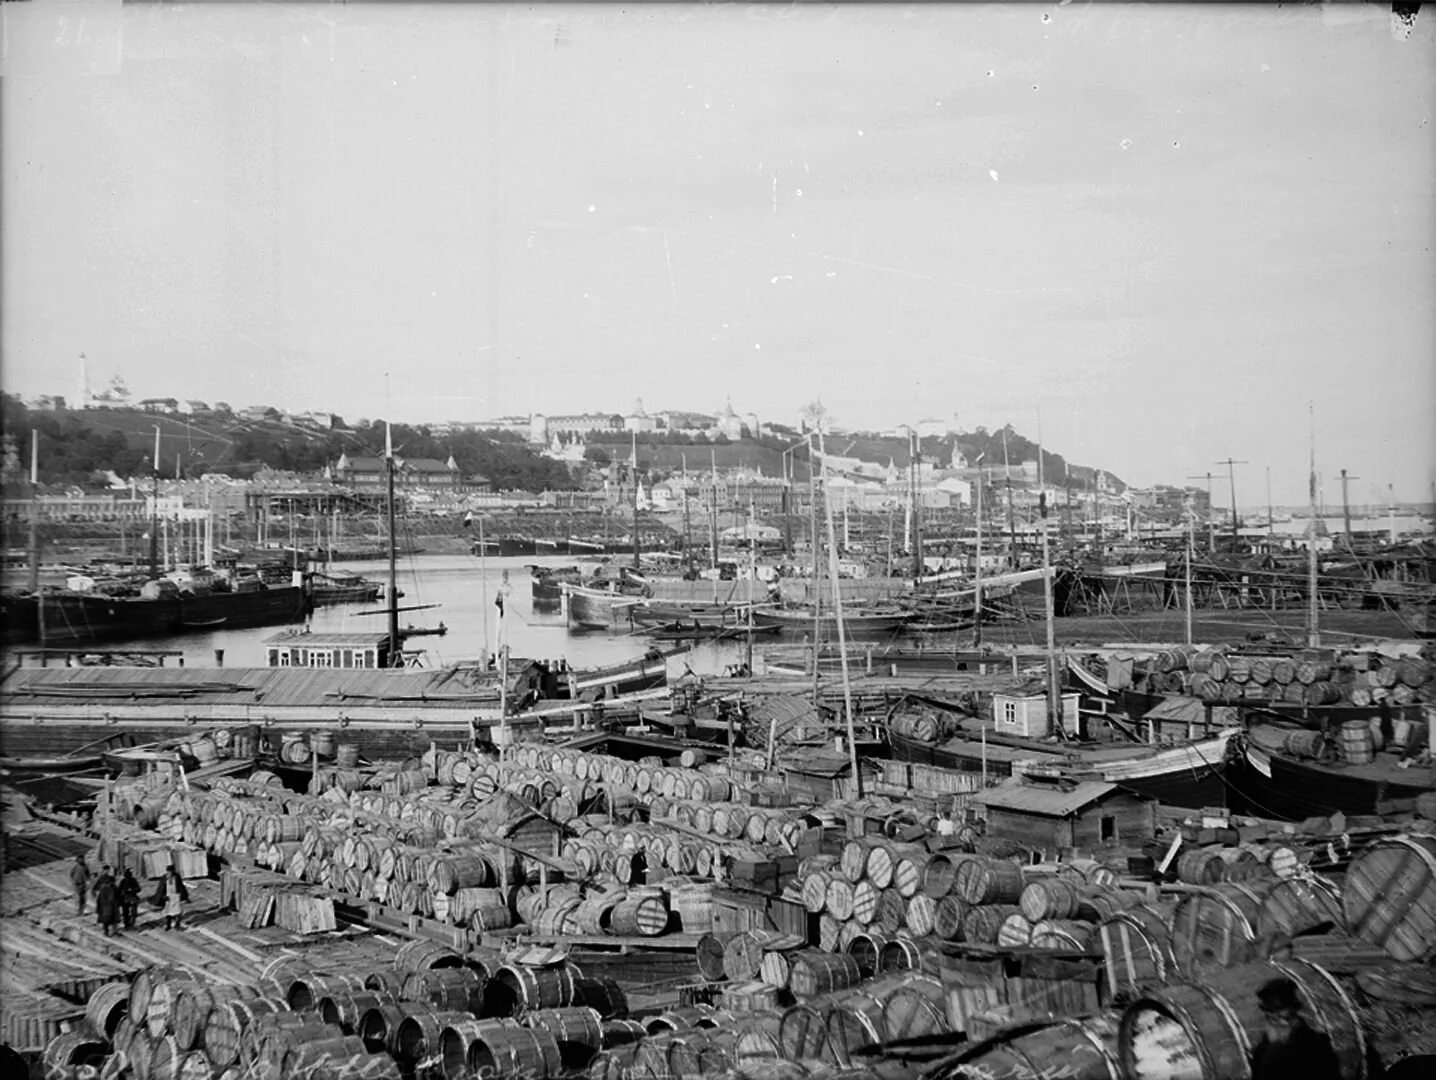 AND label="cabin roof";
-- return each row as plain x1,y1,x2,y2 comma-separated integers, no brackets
0,665,501,708
971,779,1120,816
263,631,392,648
1142,695,1238,726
